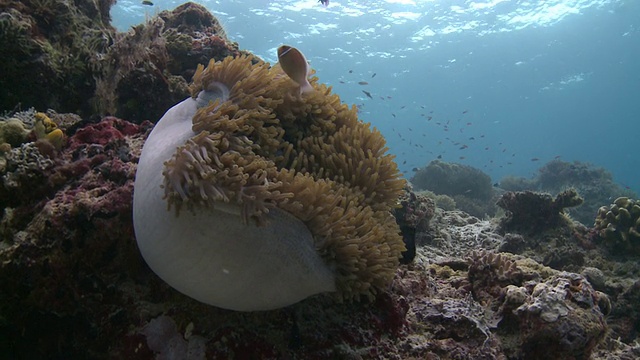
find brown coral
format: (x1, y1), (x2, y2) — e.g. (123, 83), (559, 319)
(593, 197), (640, 255)
(497, 189), (584, 234)
(162, 55), (406, 299)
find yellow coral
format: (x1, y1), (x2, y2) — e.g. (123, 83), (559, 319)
(34, 112), (64, 150)
(164, 55), (406, 299)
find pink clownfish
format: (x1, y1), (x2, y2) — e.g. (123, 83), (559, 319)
(277, 45), (314, 95)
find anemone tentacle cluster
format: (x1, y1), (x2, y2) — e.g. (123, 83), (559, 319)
(134, 54), (405, 310)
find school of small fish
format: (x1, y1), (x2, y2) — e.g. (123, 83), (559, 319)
(332, 66), (559, 175)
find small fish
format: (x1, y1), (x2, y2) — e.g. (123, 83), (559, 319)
(339, 80), (345, 84)
(466, 122), (472, 125)
(531, 158), (539, 161)
(412, 167), (419, 172)
(318, 0), (329, 6)
(391, 113), (396, 118)
(358, 81), (369, 85)
(141, 0), (153, 5)
(437, 155), (442, 159)
(459, 145), (468, 150)
(371, 73), (376, 78)
(349, 70), (353, 73)
(554, 155), (561, 159)
(402, 160), (407, 165)
(362, 90), (373, 99)
(462, 110), (468, 114)
(459, 156), (466, 160)
(278, 45), (314, 94)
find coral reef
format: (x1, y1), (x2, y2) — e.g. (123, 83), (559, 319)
(1, 1), (244, 122)
(93, 2), (247, 122)
(498, 160), (637, 225)
(593, 197), (640, 256)
(491, 190), (640, 348)
(410, 160), (496, 218)
(467, 251), (607, 359)
(0, 113), (630, 358)
(0, 116), (151, 358)
(0, 2), (638, 358)
(0, 0), (115, 115)
(497, 189), (583, 234)
(512, 272), (608, 359)
(417, 189), (457, 211)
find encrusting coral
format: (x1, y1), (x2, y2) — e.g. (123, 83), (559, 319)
(134, 54), (406, 311)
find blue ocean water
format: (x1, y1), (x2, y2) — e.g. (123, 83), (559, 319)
(112, 0), (640, 193)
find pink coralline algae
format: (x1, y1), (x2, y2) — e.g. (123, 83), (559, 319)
(68, 117), (145, 148)
(0, 116), (151, 357)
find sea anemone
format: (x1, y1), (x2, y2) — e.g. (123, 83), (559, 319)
(133, 55), (405, 311)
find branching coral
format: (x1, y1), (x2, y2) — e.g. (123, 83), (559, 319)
(134, 54), (406, 310)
